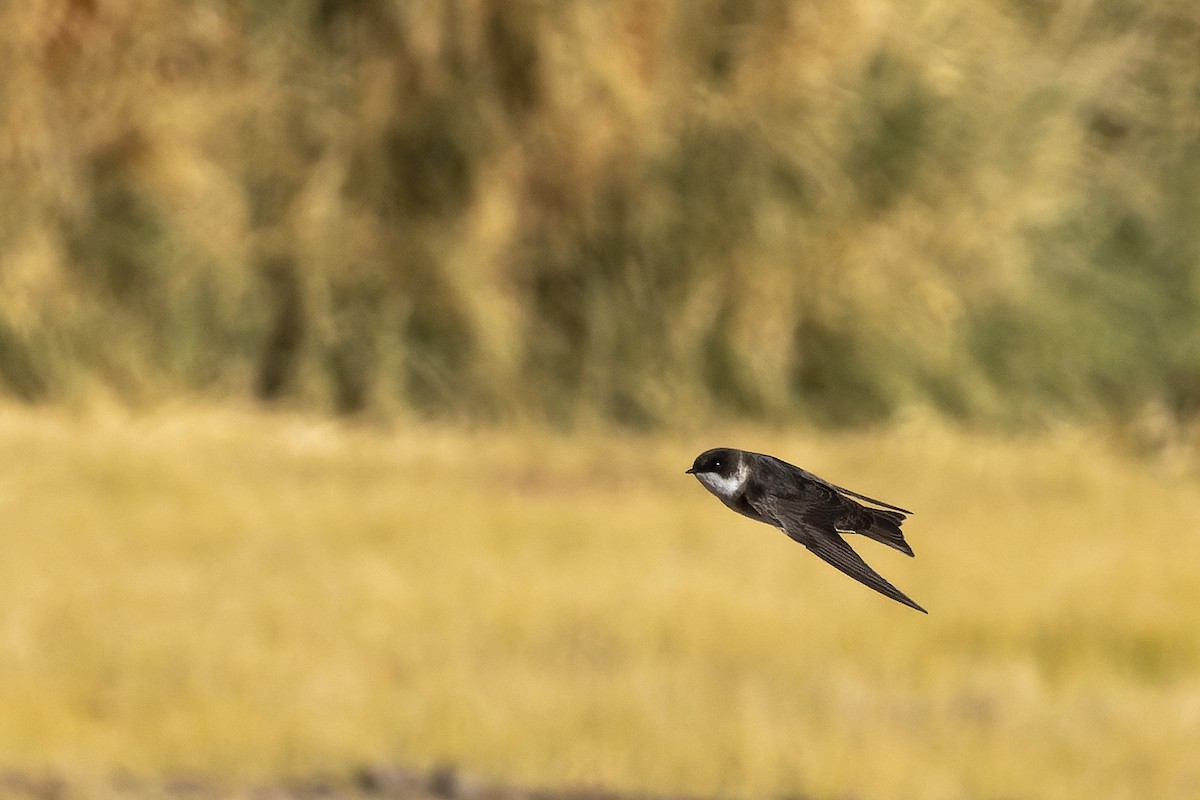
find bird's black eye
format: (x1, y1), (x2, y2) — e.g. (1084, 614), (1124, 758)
(712, 459), (723, 469)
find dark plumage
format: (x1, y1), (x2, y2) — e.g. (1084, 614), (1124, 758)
(687, 447), (926, 613)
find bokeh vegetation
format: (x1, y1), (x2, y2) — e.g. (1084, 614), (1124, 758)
(3, 0), (1199, 428)
(5, 4), (1200, 798)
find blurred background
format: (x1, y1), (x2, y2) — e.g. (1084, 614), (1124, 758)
(3, 0), (1199, 431)
(2, 1), (1200, 799)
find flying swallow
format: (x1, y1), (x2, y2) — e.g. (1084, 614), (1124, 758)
(687, 447), (926, 613)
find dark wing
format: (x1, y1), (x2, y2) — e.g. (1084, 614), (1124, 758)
(826, 482), (912, 515)
(761, 455), (915, 555)
(768, 456), (913, 515)
(792, 522), (926, 613)
(747, 478), (926, 613)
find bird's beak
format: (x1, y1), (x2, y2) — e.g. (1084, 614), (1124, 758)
(685, 468), (695, 474)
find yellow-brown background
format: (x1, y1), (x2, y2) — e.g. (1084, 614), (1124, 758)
(2, 2), (1199, 798)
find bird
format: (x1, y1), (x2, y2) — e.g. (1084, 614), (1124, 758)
(687, 447), (926, 613)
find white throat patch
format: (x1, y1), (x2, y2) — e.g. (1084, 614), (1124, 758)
(697, 461), (749, 498)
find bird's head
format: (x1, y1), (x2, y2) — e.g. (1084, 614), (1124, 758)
(686, 447), (749, 498)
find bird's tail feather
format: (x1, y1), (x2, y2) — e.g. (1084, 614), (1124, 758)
(856, 510), (915, 556)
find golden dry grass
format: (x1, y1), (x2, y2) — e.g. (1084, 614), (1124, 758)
(1, 406), (1198, 798)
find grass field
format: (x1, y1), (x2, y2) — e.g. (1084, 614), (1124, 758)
(1, 405), (1198, 799)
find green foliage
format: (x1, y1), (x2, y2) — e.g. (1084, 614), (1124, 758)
(1, 0), (1198, 427)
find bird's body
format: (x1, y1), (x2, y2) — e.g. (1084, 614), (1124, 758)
(687, 447), (926, 613)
